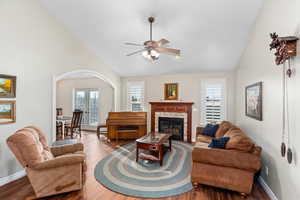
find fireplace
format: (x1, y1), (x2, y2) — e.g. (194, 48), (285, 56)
(150, 102), (194, 143)
(159, 117), (184, 141)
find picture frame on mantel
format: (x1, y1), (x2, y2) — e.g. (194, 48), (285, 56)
(0, 74), (16, 98)
(245, 82), (263, 121)
(164, 83), (178, 100)
(0, 100), (16, 124)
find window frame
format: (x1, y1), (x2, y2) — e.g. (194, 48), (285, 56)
(200, 79), (227, 125)
(126, 81), (145, 112)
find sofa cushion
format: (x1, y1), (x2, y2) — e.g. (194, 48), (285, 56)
(208, 137), (230, 149)
(197, 134), (213, 143)
(202, 124), (219, 137)
(192, 147), (261, 172)
(215, 121), (233, 138)
(194, 141), (210, 149)
(224, 128), (254, 152)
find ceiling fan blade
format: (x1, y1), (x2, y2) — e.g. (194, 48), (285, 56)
(125, 42), (144, 46)
(156, 47), (180, 55)
(157, 39), (170, 46)
(126, 49), (145, 56)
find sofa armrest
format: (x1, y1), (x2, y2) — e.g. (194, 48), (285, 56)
(192, 147), (261, 172)
(50, 143), (84, 157)
(32, 154), (85, 170)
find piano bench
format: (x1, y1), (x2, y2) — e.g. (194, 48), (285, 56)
(97, 124), (108, 139)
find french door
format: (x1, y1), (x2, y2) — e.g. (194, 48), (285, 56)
(74, 88), (99, 129)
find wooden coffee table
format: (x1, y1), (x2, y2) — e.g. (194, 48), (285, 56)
(136, 132), (172, 166)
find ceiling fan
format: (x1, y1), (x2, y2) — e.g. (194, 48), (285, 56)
(125, 17), (181, 61)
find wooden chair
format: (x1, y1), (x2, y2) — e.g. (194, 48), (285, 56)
(56, 108), (63, 139)
(56, 108), (63, 116)
(65, 111), (83, 138)
(56, 121), (63, 140)
(97, 123), (108, 142)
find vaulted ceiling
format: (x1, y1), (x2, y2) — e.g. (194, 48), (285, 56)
(40, 0), (262, 77)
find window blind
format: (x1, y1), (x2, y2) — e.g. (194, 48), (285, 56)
(127, 81), (145, 112)
(201, 80), (225, 124)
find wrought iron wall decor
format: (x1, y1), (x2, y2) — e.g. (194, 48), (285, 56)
(270, 33), (299, 164)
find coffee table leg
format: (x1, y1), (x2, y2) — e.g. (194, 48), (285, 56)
(159, 148), (163, 166)
(136, 146), (139, 163)
(96, 126), (100, 138)
(169, 138), (172, 151)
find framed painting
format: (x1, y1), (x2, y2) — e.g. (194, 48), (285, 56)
(0, 101), (16, 124)
(245, 82), (262, 121)
(164, 83), (178, 100)
(0, 74), (16, 98)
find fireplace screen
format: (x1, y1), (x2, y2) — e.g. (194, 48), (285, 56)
(158, 117), (184, 141)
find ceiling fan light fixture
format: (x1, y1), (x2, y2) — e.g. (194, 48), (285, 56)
(175, 55), (182, 60)
(142, 49), (159, 61)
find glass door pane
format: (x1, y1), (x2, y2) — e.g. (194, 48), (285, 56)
(88, 90), (99, 126)
(74, 90), (88, 125)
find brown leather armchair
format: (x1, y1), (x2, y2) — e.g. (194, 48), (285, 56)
(7, 126), (86, 198)
(192, 121), (262, 195)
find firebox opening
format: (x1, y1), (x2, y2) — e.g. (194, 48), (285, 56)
(158, 117), (184, 141)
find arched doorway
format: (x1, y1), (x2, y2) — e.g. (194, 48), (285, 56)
(52, 69), (117, 142)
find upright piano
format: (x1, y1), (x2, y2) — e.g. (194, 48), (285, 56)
(106, 112), (147, 140)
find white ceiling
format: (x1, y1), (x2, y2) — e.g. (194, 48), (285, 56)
(40, 0), (262, 77)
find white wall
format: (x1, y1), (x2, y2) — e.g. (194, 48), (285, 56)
(0, 0), (120, 178)
(121, 72), (236, 142)
(56, 78), (114, 125)
(235, 0), (300, 199)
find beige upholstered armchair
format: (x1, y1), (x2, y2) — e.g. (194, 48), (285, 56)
(7, 126), (86, 198)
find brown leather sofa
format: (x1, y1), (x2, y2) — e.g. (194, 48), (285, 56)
(7, 126), (86, 198)
(191, 121), (262, 195)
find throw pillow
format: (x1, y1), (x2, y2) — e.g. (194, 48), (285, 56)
(202, 124), (219, 137)
(208, 137), (230, 149)
(224, 128), (254, 152)
(215, 121), (232, 138)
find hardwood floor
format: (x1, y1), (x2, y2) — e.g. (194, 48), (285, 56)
(0, 132), (270, 200)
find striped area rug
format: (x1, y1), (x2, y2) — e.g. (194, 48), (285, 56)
(94, 141), (193, 198)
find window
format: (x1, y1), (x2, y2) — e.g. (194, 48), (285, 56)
(201, 80), (226, 124)
(127, 81), (145, 112)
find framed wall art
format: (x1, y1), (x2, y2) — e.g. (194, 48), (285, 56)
(164, 83), (178, 100)
(0, 74), (16, 98)
(245, 82), (262, 121)
(0, 101), (16, 124)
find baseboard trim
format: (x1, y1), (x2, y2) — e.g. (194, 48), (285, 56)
(0, 169), (26, 186)
(258, 176), (278, 200)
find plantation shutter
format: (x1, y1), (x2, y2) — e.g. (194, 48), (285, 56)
(201, 80), (226, 124)
(127, 81), (145, 112)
